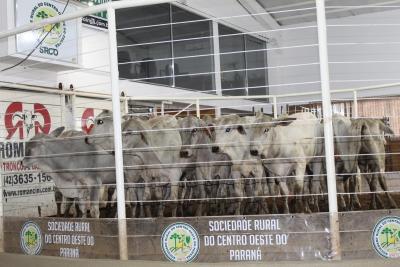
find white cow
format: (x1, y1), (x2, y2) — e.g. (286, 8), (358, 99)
(87, 111), (182, 217)
(250, 112), (324, 213)
(212, 114), (269, 215)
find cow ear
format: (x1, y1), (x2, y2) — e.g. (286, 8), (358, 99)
(207, 124), (215, 136)
(140, 132), (149, 144)
(274, 118), (296, 127)
(237, 125), (246, 135)
(201, 127), (212, 139)
(49, 127), (65, 137)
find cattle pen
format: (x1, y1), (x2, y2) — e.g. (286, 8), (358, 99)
(1, 0), (400, 266)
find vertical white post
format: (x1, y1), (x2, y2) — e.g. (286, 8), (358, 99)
(70, 94), (76, 129)
(122, 97), (129, 115)
(316, 0), (341, 260)
(353, 91), (358, 118)
(272, 96), (278, 119)
(60, 91), (65, 128)
(161, 102), (165, 116)
(196, 99), (200, 118)
(64, 88), (76, 130)
(215, 107), (222, 118)
(108, 7), (128, 261)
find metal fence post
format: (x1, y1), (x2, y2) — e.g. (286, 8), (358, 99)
(196, 99), (200, 118)
(353, 90), (358, 118)
(107, 6), (128, 260)
(161, 101), (165, 116)
(272, 96), (278, 119)
(316, 0), (341, 260)
(122, 97), (129, 115)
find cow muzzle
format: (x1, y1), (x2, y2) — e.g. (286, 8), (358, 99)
(212, 146), (219, 153)
(180, 150), (190, 158)
(250, 149), (259, 156)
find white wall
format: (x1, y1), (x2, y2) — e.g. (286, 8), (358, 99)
(268, 8), (400, 109)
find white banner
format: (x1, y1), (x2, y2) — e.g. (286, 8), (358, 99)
(15, 0), (79, 64)
(0, 90), (62, 217)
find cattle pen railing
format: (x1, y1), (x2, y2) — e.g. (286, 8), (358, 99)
(1, 79), (399, 117)
(1, 0), (400, 264)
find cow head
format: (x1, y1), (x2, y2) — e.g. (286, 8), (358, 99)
(84, 110), (115, 151)
(211, 115), (249, 161)
(81, 108), (95, 134)
(178, 116), (212, 158)
(5, 102), (51, 140)
(250, 117), (296, 159)
(121, 117), (152, 149)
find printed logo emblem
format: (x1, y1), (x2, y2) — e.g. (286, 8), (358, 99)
(372, 216), (400, 258)
(20, 221), (43, 255)
(5, 102), (51, 140)
(161, 222), (200, 262)
(30, 1), (67, 56)
(81, 108), (95, 134)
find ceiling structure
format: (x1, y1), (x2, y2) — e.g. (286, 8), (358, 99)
(254, 0), (400, 26)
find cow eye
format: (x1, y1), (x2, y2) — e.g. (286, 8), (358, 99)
(225, 128), (231, 133)
(97, 119), (104, 125)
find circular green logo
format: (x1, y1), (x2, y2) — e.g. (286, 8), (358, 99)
(372, 216), (400, 258)
(161, 222), (200, 262)
(30, 2), (66, 48)
(20, 221), (43, 255)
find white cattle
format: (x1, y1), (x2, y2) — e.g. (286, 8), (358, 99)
(211, 114), (269, 215)
(87, 111), (182, 217)
(23, 128), (115, 218)
(178, 116), (232, 216)
(250, 112), (324, 213)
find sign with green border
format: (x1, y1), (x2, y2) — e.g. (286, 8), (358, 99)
(80, 0), (109, 30)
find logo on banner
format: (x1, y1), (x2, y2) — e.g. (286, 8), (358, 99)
(372, 216), (400, 258)
(30, 1), (67, 56)
(5, 102), (51, 140)
(20, 221), (43, 255)
(81, 108), (95, 134)
(161, 222), (200, 262)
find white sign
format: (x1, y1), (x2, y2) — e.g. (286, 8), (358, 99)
(15, 0), (78, 64)
(0, 90), (62, 217)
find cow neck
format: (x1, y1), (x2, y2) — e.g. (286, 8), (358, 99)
(38, 137), (71, 172)
(264, 128), (279, 159)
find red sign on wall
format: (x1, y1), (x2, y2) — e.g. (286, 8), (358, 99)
(5, 102), (51, 140)
(81, 108), (95, 134)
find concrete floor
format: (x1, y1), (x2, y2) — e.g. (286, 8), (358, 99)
(0, 253), (399, 267)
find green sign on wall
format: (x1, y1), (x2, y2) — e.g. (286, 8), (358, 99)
(80, 0), (110, 29)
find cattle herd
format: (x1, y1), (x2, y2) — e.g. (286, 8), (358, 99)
(22, 110), (398, 218)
